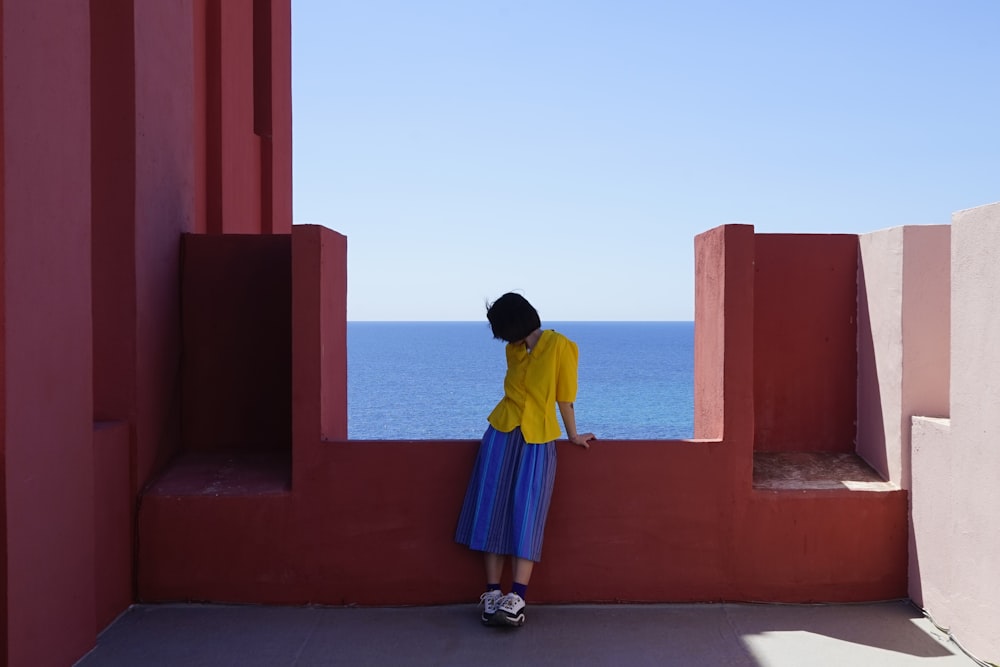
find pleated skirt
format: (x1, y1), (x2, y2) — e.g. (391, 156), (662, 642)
(454, 425), (558, 562)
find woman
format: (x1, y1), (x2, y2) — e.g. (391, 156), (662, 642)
(455, 292), (596, 627)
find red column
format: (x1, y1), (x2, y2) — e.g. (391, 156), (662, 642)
(2, 1), (96, 665)
(292, 225), (348, 490)
(693, 224), (755, 445)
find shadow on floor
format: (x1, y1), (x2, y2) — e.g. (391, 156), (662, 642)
(75, 600), (978, 667)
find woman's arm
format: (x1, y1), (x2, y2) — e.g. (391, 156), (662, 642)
(557, 401), (596, 449)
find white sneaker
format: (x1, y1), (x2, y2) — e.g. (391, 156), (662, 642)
(496, 592), (526, 627)
(479, 590), (503, 625)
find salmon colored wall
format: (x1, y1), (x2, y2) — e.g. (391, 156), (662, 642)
(2, 3), (96, 666)
(753, 234), (858, 452)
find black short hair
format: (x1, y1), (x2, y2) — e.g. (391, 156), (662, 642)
(487, 293), (541, 343)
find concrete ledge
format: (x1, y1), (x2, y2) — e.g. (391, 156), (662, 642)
(753, 452), (898, 491)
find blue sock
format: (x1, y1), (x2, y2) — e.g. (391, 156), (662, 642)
(487, 583), (501, 592)
(512, 582), (528, 600)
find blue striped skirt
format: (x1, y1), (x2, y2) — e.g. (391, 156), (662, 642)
(454, 425), (557, 562)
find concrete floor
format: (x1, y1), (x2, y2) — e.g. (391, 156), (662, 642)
(75, 600), (983, 667)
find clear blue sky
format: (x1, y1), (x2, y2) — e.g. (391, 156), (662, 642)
(291, 0), (999, 321)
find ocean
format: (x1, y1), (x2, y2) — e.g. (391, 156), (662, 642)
(348, 321), (694, 440)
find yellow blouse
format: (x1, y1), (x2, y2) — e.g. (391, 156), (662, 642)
(487, 329), (579, 444)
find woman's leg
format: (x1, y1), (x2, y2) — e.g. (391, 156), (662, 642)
(484, 552), (505, 584)
(512, 558), (534, 587)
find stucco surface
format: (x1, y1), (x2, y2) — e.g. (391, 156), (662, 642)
(909, 203), (1000, 662)
(857, 224), (949, 489)
(857, 227), (905, 483)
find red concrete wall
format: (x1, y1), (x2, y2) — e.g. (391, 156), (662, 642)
(3, 1), (293, 664)
(181, 235), (292, 452)
(93, 422), (132, 631)
(267, 0), (293, 234)
(139, 442), (907, 605)
(133, 0), (198, 486)
(733, 490), (907, 600)
(753, 234), (859, 452)
(0, 1), (7, 657)
(90, 6), (141, 641)
(90, 3), (198, 645)
(1, 0), (901, 659)
(138, 225), (907, 607)
(1, 3), (97, 666)
(694, 225), (755, 444)
(291, 225), (348, 488)
(203, 0), (289, 234)
(91, 0), (138, 425)
(693, 228), (729, 440)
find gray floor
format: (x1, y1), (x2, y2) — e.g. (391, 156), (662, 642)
(75, 600), (983, 667)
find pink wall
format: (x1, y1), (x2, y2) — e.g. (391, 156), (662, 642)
(857, 227), (905, 483)
(909, 203), (1000, 661)
(858, 212), (997, 661)
(857, 225), (950, 487)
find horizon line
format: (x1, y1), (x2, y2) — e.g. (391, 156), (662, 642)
(346, 319), (696, 323)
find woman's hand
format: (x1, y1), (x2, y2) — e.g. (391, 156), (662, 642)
(558, 401), (594, 449)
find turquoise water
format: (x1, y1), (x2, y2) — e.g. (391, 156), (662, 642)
(348, 321), (694, 440)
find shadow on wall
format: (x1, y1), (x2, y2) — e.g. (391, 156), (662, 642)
(856, 255), (888, 478)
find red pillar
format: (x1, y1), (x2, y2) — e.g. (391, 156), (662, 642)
(292, 225), (348, 491)
(693, 224), (755, 445)
(1, 1), (96, 665)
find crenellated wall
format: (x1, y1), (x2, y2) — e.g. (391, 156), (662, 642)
(137, 224), (907, 609)
(2, 1), (997, 665)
